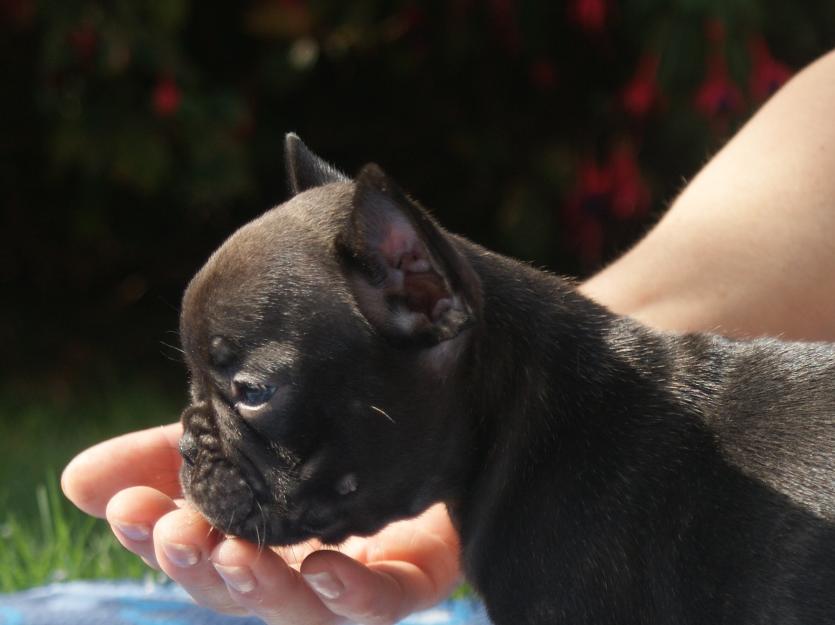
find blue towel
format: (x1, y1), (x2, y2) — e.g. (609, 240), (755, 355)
(0, 580), (491, 625)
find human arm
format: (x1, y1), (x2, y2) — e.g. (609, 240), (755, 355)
(581, 49), (835, 341)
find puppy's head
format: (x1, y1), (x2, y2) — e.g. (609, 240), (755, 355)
(178, 135), (482, 545)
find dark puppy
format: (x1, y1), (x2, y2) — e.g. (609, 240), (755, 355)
(179, 135), (834, 624)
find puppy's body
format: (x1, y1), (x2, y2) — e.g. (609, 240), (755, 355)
(179, 136), (834, 624)
(452, 248), (834, 624)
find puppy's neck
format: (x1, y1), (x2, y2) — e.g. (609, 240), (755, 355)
(467, 241), (622, 425)
(446, 241), (656, 534)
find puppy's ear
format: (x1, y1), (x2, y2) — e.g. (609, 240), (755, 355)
(285, 133), (348, 195)
(338, 163), (482, 347)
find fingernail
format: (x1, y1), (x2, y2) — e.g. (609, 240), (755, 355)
(162, 542), (200, 568)
(141, 555), (160, 570)
(303, 571), (344, 600)
(114, 523), (150, 542)
(214, 564), (257, 593)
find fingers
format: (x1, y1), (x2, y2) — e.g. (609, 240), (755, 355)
(360, 503), (461, 581)
(297, 505), (462, 625)
(67, 423), (462, 625)
(210, 539), (344, 625)
(149, 504), (254, 616)
(106, 487), (251, 616)
(106, 486), (181, 569)
(298, 550), (413, 625)
(62, 423), (183, 518)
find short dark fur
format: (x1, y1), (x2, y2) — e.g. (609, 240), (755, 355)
(179, 135), (834, 624)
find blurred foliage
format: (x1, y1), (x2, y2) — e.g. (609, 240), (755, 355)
(2, 0), (834, 384)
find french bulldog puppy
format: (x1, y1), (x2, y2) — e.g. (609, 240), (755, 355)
(178, 134), (834, 624)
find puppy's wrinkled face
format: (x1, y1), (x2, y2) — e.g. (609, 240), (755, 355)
(178, 144), (481, 546)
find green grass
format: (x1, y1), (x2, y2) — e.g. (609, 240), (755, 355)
(0, 382), (180, 592)
(0, 473), (167, 592)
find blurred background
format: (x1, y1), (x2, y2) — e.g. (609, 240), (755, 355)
(1, 0), (834, 589)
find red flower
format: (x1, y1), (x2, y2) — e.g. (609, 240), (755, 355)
(694, 20), (743, 119)
(694, 53), (743, 118)
(563, 144), (652, 266)
(621, 53), (660, 118)
(705, 18), (725, 44)
(1, 0), (34, 27)
(489, 0), (520, 54)
(529, 58), (557, 90)
(609, 143), (650, 220)
(400, 4), (426, 31)
(578, 160), (612, 204)
(152, 77), (182, 117)
(569, 0), (607, 34)
(748, 37), (792, 101)
(68, 23), (97, 61)
(562, 158), (610, 266)
(575, 217), (604, 266)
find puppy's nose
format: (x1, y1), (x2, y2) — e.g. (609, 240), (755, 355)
(179, 431), (198, 466)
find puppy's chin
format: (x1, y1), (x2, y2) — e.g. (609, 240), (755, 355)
(178, 396), (443, 547)
(181, 459), (408, 547)
(179, 460), (261, 536)
(244, 515), (383, 548)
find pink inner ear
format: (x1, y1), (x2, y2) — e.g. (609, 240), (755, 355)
(374, 215), (453, 322)
(379, 222), (416, 266)
(402, 267), (450, 320)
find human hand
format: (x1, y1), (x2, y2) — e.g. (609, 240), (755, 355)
(61, 423), (462, 624)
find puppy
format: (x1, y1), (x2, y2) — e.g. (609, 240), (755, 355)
(178, 134), (834, 624)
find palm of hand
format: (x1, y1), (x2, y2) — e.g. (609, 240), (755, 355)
(62, 423), (461, 625)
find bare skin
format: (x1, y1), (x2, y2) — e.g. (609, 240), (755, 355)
(63, 49), (835, 625)
(582, 49), (835, 341)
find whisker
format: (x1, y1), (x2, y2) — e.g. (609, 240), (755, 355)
(254, 521), (262, 552)
(159, 341), (186, 364)
(369, 404), (396, 424)
(157, 296), (181, 314)
(255, 499), (267, 553)
(159, 340), (185, 355)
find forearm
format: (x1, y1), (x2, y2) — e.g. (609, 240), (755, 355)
(581, 49), (835, 342)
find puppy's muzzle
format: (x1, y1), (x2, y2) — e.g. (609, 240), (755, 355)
(179, 429), (198, 466)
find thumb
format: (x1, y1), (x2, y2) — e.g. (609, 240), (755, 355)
(301, 550), (441, 625)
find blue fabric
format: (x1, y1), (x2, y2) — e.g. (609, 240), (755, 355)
(0, 581), (491, 625)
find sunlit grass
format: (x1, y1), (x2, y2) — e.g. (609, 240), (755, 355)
(0, 473), (165, 592)
(0, 383), (179, 592)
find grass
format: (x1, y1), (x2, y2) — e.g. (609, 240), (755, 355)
(0, 381), (180, 592)
(0, 473), (166, 592)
